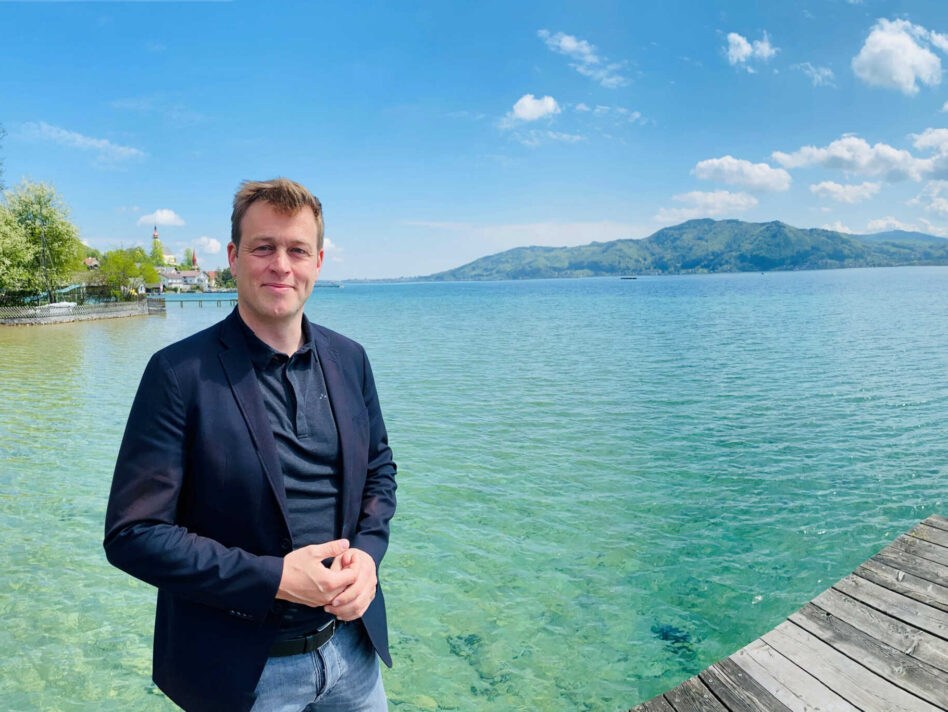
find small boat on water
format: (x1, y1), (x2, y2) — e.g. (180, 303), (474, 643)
(620, 276), (637, 280)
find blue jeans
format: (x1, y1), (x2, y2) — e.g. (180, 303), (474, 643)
(251, 621), (387, 712)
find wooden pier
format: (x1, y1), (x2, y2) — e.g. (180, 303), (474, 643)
(633, 514), (948, 712)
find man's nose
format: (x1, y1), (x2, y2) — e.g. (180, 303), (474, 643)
(269, 248), (291, 272)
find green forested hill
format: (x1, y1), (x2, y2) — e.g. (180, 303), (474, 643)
(422, 219), (948, 281)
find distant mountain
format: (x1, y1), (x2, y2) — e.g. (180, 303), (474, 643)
(850, 229), (948, 244)
(421, 219), (948, 281)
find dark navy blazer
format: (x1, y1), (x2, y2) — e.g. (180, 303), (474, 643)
(104, 309), (397, 712)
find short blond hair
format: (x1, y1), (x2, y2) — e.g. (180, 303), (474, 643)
(231, 177), (324, 251)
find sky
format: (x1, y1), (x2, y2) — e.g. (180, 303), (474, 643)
(4, 1), (948, 279)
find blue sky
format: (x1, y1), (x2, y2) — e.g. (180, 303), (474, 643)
(4, 0), (948, 278)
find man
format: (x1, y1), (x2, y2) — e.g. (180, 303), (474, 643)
(104, 178), (397, 712)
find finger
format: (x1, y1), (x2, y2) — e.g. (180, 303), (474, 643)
(328, 587), (375, 620)
(308, 538), (349, 560)
(321, 567), (359, 592)
(329, 580), (365, 608)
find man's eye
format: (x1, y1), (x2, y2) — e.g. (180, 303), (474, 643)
(291, 248), (308, 256)
(252, 245), (273, 254)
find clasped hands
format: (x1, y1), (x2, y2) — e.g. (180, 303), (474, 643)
(275, 539), (376, 621)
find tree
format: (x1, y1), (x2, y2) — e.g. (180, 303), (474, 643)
(217, 267), (236, 288)
(4, 179), (83, 302)
(96, 247), (158, 298)
(0, 204), (35, 292)
(182, 247), (194, 268)
(150, 237), (166, 266)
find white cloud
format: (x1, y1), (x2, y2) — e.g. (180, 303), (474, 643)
(907, 179), (948, 214)
(851, 19), (945, 95)
(323, 236), (342, 252)
(18, 121), (145, 164)
(866, 216), (918, 232)
(586, 105), (645, 124)
(726, 31), (778, 71)
(405, 219), (646, 249)
(537, 29), (627, 88)
(772, 135), (932, 181)
(655, 190), (758, 223)
(110, 94), (205, 127)
(809, 181), (881, 203)
(195, 236), (221, 255)
(575, 103), (591, 112)
(911, 127), (948, 155)
(942, 101), (948, 112)
(918, 217), (948, 236)
(793, 62), (836, 87)
(517, 130), (585, 147)
(137, 209), (185, 227)
(693, 155), (791, 192)
(727, 33), (753, 64)
(821, 221), (853, 233)
(545, 131), (585, 143)
(863, 216), (948, 236)
(502, 94), (561, 126)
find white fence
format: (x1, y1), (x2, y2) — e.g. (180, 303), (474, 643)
(0, 299), (160, 325)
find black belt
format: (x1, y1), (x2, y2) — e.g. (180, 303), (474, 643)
(269, 620), (337, 657)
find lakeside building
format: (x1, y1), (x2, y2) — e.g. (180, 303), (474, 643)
(158, 269), (209, 291)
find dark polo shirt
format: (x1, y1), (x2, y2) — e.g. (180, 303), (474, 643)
(237, 313), (341, 639)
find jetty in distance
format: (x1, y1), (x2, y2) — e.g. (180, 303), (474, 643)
(633, 514), (948, 712)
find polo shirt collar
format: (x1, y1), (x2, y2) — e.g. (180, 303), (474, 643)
(235, 310), (317, 369)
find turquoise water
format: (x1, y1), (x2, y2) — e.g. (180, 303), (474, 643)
(1, 268), (946, 710)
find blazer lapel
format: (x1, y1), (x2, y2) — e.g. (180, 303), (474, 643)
(218, 313), (290, 527)
(313, 326), (357, 535)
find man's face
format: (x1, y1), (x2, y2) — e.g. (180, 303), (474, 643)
(228, 200), (323, 330)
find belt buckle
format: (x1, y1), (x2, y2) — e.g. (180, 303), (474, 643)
(303, 619), (335, 654)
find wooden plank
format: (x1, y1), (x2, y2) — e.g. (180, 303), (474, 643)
(730, 639), (859, 712)
(763, 621), (942, 712)
(871, 549), (948, 593)
(632, 694), (676, 712)
(663, 675), (729, 712)
(924, 514), (948, 533)
(857, 557), (948, 614)
(834, 574), (948, 639)
(890, 534), (948, 568)
(812, 587), (948, 674)
(700, 657), (792, 712)
(790, 603), (948, 708)
(910, 522), (948, 549)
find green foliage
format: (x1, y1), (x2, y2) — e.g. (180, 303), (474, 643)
(2, 179), (83, 298)
(82, 244), (102, 260)
(96, 247), (158, 297)
(150, 238), (166, 266)
(0, 204), (35, 290)
(217, 266), (236, 288)
(425, 219), (948, 281)
(182, 247), (194, 267)
(140, 261), (159, 284)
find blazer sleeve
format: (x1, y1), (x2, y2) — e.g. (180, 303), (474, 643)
(350, 347), (397, 571)
(103, 351), (283, 624)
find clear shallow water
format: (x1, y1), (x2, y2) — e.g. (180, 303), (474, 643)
(0, 268), (946, 711)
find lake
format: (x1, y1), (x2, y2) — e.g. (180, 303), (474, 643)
(1, 268), (946, 710)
